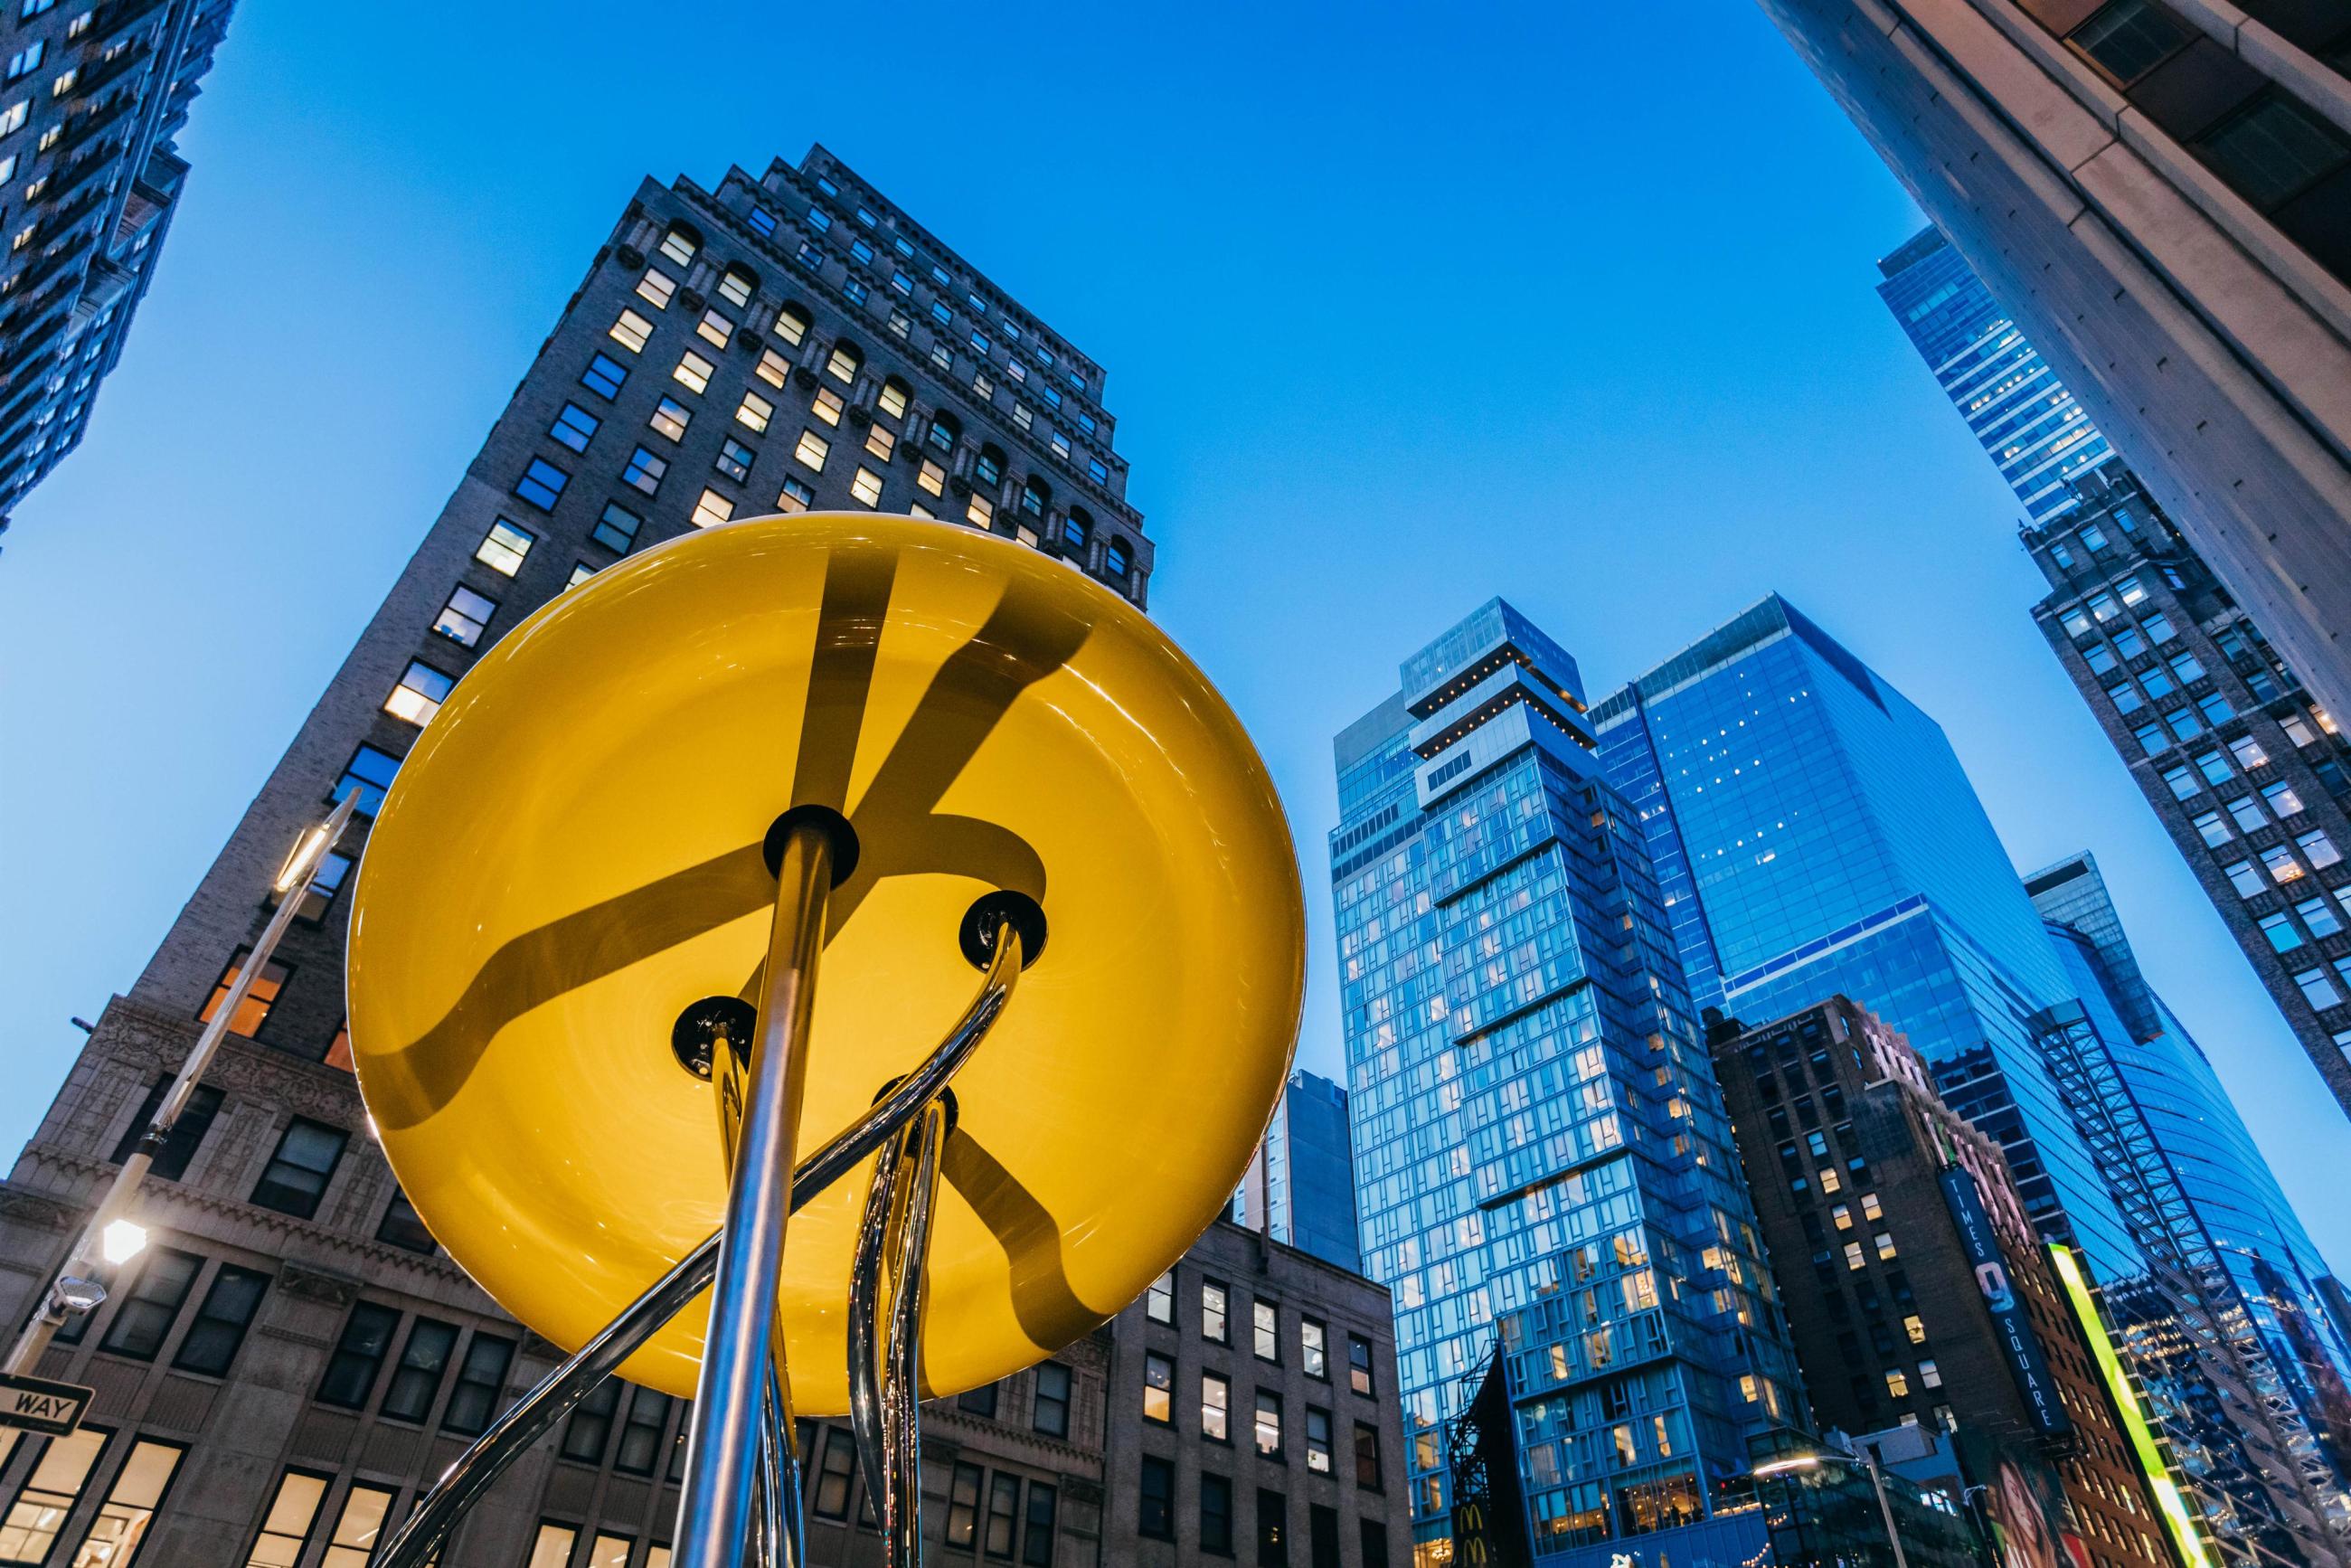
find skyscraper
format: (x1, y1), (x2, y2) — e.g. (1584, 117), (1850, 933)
(1234, 1070), (1366, 1275)
(0, 0), (234, 536)
(1329, 600), (1803, 1567)
(0, 145), (1169, 1563)
(1874, 226), (2119, 524)
(1873, 224), (2351, 1118)
(1591, 598), (2349, 1564)
(1756, 0), (2351, 733)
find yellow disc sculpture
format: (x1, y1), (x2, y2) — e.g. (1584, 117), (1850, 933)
(345, 514), (1305, 1416)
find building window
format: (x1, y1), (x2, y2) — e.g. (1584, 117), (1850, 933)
(2261, 912), (2305, 952)
(879, 378), (911, 420)
(1147, 1270), (1175, 1324)
(380, 1318), (459, 1423)
(850, 467), (884, 507)
(2264, 780), (2308, 818)
(2066, 0), (2190, 86)
(2192, 810), (2232, 847)
(200, 949), (287, 1038)
(1298, 1318), (1327, 1380)
(691, 488), (735, 529)
(811, 386), (845, 428)
(1203, 1280), (1229, 1342)
(774, 304), (810, 347)
(526, 1523), (578, 1568)
(2299, 896), (2344, 940)
(697, 309), (733, 350)
(658, 223), (698, 267)
(959, 1382), (999, 1419)
(1354, 1422), (1383, 1489)
(756, 347), (791, 390)
(794, 430), (830, 472)
(2195, 90), (2351, 211)
(514, 458), (569, 511)
(441, 1332), (515, 1436)
(1199, 1472), (1234, 1557)
(581, 352), (629, 401)
(1305, 1407), (1332, 1473)
(172, 1263), (269, 1376)
(1139, 1457), (1175, 1540)
(1203, 1370), (1231, 1441)
(244, 1469), (329, 1567)
(99, 1248), (201, 1359)
(919, 459), (947, 497)
(716, 438), (755, 484)
(1257, 1488), (1287, 1566)
(252, 1118), (348, 1218)
(927, 411), (960, 456)
(550, 401), (600, 453)
(1348, 1335), (1375, 1396)
(619, 445), (668, 496)
(1106, 537), (1132, 580)
(1034, 1361), (1071, 1438)
(476, 517), (535, 576)
(864, 423), (895, 462)
(333, 744), (402, 817)
(433, 583), (498, 647)
(110, 1077), (222, 1181)
(673, 351), (714, 395)
(2295, 968), (2344, 1009)
(736, 390), (774, 433)
(946, 1463), (983, 1548)
(593, 502), (642, 554)
(1025, 477), (1053, 520)
(0, 1427), (109, 1561)
(567, 562), (598, 590)
(562, 1380), (620, 1463)
(74, 1439), (183, 1566)
(778, 477), (815, 513)
(2299, 829), (2342, 868)
(1252, 1300), (1279, 1362)
(317, 1301), (401, 1409)
(1255, 1390), (1283, 1458)
(649, 395), (692, 441)
(718, 266), (757, 308)
(812, 1429), (857, 1519)
(377, 1186), (435, 1253)
(615, 1387), (671, 1475)
(1144, 1351), (1174, 1423)
(826, 342), (861, 383)
(1020, 1481), (1056, 1566)
(384, 660), (455, 727)
(2226, 860), (2266, 897)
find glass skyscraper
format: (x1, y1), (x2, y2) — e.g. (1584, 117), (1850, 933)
(1874, 226), (2117, 524)
(1234, 1069), (1367, 1274)
(1330, 601), (1801, 1568)
(1591, 598), (2348, 1565)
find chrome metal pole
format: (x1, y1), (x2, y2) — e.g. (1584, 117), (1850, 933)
(674, 820), (833, 1568)
(378, 905), (1024, 1568)
(882, 1101), (946, 1567)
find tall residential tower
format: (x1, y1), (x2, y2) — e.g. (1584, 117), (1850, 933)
(1329, 601), (1803, 1568)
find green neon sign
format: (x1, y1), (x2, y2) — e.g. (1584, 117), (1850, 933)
(2046, 1243), (2211, 1568)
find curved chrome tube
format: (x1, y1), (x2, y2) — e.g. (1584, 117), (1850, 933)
(883, 1103), (945, 1565)
(376, 919), (1023, 1568)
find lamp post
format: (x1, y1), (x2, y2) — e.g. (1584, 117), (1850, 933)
(2, 792), (359, 1377)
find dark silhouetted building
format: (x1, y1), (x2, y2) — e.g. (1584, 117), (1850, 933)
(1234, 1069), (1364, 1275)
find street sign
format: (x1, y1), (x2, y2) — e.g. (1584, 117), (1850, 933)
(0, 1372), (93, 1436)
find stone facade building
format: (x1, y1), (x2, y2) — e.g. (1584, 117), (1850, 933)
(0, 143), (1182, 1565)
(1102, 1220), (1411, 1567)
(1709, 997), (2174, 1568)
(0, 0), (233, 536)
(1758, 0), (2351, 732)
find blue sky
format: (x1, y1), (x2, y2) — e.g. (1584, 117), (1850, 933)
(4, 1), (2346, 1265)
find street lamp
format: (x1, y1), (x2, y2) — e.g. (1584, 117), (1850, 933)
(2, 793), (359, 1375)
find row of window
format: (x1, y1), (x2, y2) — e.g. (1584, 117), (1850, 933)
(1140, 1355), (1384, 1488)
(316, 1298), (516, 1434)
(0, 1426), (184, 1568)
(1140, 1270), (1379, 1395)
(1137, 1459), (1390, 1565)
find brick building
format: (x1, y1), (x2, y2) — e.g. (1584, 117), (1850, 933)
(0, 143), (1186, 1565)
(1709, 997), (2175, 1568)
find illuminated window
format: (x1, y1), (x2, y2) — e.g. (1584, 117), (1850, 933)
(1202, 1280), (1228, 1342)
(201, 949), (287, 1037)
(1202, 1371), (1230, 1440)
(657, 224), (698, 268)
(878, 377), (911, 420)
(1348, 1336), (1375, 1396)
(1874, 1232), (1897, 1261)
(1884, 1368), (1910, 1398)
(812, 387), (844, 427)
(1860, 1193), (1883, 1222)
(1903, 1315), (1926, 1345)
(673, 351), (714, 395)
(609, 309), (653, 354)
(715, 438), (754, 484)
(565, 562), (595, 590)
(850, 467), (883, 507)
(75, 1440), (184, 1566)
(433, 584), (497, 647)
(826, 341), (861, 384)
(794, 430), (830, 472)
(243, 1470), (328, 1567)
(778, 477), (815, 513)
(736, 390), (773, 433)
(918, 459), (946, 497)
(526, 1523), (579, 1568)
(1305, 1407), (1332, 1473)
(636, 269), (677, 310)
(1254, 1391), (1282, 1457)
(756, 348), (790, 390)
(1844, 1242), (1865, 1270)
(967, 493), (994, 528)
(774, 304), (810, 347)
(1253, 1300), (1279, 1362)
(1143, 1353), (1173, 1422)
(649, 396), (691, 441)
(696, 309), (732, 349)
(1301, 1319), (1327, 1380)
(864, 424), (894, 462)
(718, 266), (757, 307)
(384, 661), (454, 726)
(475, 517), (534, 576)
(691, 488), (735, 529)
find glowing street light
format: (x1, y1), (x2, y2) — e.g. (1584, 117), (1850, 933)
(99, 1220), (147, 1265)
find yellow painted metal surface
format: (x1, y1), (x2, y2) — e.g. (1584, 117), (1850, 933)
(346, 514), (1305, 1413)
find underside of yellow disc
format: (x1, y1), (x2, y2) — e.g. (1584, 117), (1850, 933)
(345, 514), (1304, 1414)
